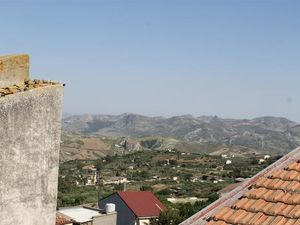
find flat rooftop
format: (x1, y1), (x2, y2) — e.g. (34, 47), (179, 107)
(58, 207), (101, 223)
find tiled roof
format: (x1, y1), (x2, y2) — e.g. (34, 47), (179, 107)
(56, 212), (72, 225)
(118, 191), (166, 217)
(181, 147), (300, 225)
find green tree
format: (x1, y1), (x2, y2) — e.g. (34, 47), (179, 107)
(169, 159), (177, 166)
(58, 175), (76, 193)
(140, 185), (153, 192)
(95, 159), (103, 171)
(150, 210), (182, 225)
(183, 173), (193, 181)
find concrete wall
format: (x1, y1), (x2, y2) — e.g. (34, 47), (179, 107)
(0, 55), (64, 225)
(0, 54), (29, 88)
(93, 213), (117, 225)
(138, 219), (150, 225)
(99, 194), (137, 225)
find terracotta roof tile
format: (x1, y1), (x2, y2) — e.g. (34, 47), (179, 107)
(294, 219), (300, 225)
(213, 207), (235, 221)
(271, 189), (286, 201)
(245, 198), (258, 210)
(226, 209), (246, 224)
(262, 215), (276, 225)
(272, 179), (285, 189)
(270, 169), (300, 181)
(269, 216), (288, 225)
(287, 193), (300, 205)
(212, 207), (231, 219)
(271, 170), (285, 178)
(206, 221), (230, 225)
(288, 181), (300, 192)
(248, 212), (267, 224)
(255, 177), (267, 187)
(239, 211), (255, 224)
(266, 178), (280, 189)
(286, 219), (298, 225)
(289, 205), (300, 218)
(56, 212), (72, 225)
(281, 204), (294, 217)
(181, 148), (300, 225)
(269, 202), (286, 215)
(233, 197), (248, 209)
(255, 187), (269, 198)
(245, 199), (263, 212)
(280, 192), (293, 203)
(286, 170), (299, 180)
(288, 162), (300, 172)
(278, 180), (292, 190)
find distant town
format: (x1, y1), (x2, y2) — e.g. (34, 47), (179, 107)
(57, 136), (279, 224)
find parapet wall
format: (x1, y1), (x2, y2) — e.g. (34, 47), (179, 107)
(0, 55), (64, 225)
(0, 54), (29, 88)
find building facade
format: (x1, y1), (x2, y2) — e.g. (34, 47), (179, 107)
(58, 206), (117, 225)
(99, 191), (165, 225)
(0, 54), (64, 225)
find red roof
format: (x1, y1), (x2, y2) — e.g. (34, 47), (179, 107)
(118, 191), (166, 217)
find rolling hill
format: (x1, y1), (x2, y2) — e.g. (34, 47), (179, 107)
(62, 114), (300, 157)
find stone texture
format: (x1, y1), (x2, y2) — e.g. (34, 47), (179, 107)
(0, 54), (29, 88)
(0, 54), (64, 225)
(0, 79), (61, 96)
(0, 86), (64, 225)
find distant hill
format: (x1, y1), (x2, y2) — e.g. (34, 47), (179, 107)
(62, 114), (300, 155)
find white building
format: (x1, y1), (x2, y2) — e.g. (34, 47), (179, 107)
(226, 160), (232, 165)
(102, 177), (128, 185)
(58, 206), (117, 225)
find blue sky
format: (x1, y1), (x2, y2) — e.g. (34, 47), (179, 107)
(1, 0), (299, 121)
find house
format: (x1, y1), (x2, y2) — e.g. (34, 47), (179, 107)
(181, 146), (300, 225)
(58, 206), (117, 225)
(82, 165), (97, 172)
(99, 191), (166, 225)
(225, 160), (232, 165)
(85, 173), (98, 186)
(102, 176), (128, 185)
(221, 154), (228, 159)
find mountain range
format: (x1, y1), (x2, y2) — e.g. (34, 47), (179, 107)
(63, 113), (300, 154)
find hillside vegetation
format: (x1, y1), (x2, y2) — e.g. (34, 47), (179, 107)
(61, 114), (300, 161)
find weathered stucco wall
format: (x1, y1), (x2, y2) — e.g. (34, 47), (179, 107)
(0, 55), (29, 88)
(93, 213), (117, 225)
(0, 85), (64, 225)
